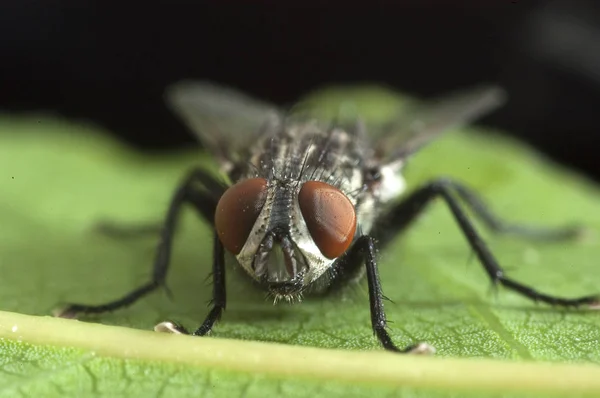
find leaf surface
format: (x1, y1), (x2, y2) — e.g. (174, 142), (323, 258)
(0, 86), (599, 397)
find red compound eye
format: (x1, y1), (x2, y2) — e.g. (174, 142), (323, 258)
(215, 178), (268, 254)
(298, 181), (357, 259)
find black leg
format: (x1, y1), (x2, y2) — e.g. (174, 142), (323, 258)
(375, 178), (582, 248)
(55, 168), (225, 318)
(155, 231), (227, 336)
(346, 236), (434, 354)
(448, 179), (582, 241)
(194, 230), (227, 335)
(375, 178), (599, 308)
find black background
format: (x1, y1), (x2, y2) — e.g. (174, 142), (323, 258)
(2, 1), (600, 181)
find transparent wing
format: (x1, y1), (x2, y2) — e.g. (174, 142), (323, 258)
(373, 85), (507, 164)
(165, 80), (283, 167)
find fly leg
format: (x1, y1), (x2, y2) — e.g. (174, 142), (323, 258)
(154, 231), (226, 336)
(447, 179), (583, 241)
(340, 236), (435, 354)
(55, 168), (225, 318)
(375, 177), (599, 307)
(376, 178), (583, 249)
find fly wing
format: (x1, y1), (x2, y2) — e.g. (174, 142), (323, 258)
(165, 80), (284, 170)
(372, 85), (507, 164)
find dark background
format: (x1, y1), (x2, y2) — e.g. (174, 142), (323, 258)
(2, 1), (600, 181)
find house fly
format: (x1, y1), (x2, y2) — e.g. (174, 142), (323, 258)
(56, 81), (599, 353)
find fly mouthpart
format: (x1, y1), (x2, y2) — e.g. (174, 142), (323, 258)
(253, 232), (308, 284)
(268, 282), (304, 299)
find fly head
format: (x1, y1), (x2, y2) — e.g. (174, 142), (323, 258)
(215, 175), (358, 301)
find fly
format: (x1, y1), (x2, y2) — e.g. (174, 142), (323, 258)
(56, 81), (600, 354)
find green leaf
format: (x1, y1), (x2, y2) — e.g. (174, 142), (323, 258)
(1, 85), (600, 397)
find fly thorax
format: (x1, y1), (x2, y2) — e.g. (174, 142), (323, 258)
(374, 160), (407, 204)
